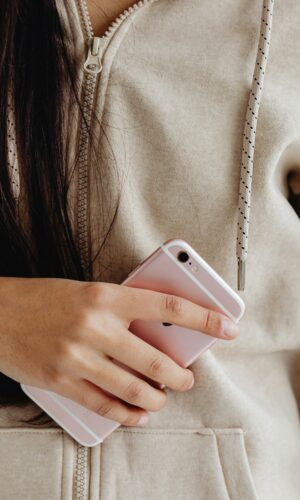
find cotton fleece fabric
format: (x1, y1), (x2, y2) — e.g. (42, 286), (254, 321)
(1, 1), (300, 499)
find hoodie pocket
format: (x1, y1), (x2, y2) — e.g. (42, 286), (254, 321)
(0, 427), (74, 500)
(99, 427), (258, 500)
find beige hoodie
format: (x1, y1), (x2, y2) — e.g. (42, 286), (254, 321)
(1, 0), (300, 499)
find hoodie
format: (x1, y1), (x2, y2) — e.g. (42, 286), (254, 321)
(1, 1), (300, 499)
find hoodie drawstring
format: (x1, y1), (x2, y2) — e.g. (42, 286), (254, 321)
(236, 0), (275, 291)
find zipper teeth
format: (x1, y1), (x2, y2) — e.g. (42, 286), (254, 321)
(76, 0), (152, 280)
(77, 0), (94, 38)
(74, 444), (88, 500)
(102, 0), (151, 39)
(79, 0), (151, 41)
(75, 2), (153, 492)
(77, 70), (97, 279)
(76, 0), (95, 281)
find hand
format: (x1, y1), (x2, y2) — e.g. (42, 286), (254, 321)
(0, 278), (239, 426)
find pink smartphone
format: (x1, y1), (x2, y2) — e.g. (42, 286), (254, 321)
(21, 239), (245, 447)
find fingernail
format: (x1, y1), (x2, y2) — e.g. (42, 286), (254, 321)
(137, 414), (149, 426)
(186, 375), (195, 390)
(222, 319), (239, 339)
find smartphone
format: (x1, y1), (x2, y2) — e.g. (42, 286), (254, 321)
(21, 239), (245, 447)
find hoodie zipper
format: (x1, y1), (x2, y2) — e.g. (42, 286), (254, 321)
(74, 444), (89, 500)
(75, 3), (152, 497)
(76, 0), (151, 280)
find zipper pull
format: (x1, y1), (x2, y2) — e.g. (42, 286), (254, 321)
(84, 37), (105, 75)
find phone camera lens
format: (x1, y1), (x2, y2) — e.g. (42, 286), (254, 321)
(177, 251), (189, 263)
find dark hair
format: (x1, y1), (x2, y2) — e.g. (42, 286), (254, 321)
(0, 1), (118, 423)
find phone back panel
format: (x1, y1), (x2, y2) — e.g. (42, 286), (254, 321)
(21, 239), (245, 447)
(123, 240), (244, 367)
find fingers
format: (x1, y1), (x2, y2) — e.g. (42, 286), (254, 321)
(121, 286), (239, 340)
(78, 350), (168, 412)
(91, 327), (195, 393)
(57, 377), (150, 427)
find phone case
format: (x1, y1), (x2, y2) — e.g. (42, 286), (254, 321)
(21, 239), (245, 447)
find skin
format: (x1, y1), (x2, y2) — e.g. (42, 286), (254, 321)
(86, 0), (139, 36)
(0, 277), (239, 426)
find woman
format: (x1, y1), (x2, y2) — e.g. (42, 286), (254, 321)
(0, 0), (299, 498)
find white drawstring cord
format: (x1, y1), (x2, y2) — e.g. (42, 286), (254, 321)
(236, 0), (275, 291)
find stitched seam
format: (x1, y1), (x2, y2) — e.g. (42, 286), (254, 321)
(0, 429), (63, 435)
(213, 430), (231, 500)
(114, 427), (244, 436)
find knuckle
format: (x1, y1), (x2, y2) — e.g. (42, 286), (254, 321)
(214, 316), (225, 337)
(122, 413), (143, 427)
(83, 282), (106, 308)
(123, 380), (144, 403)
(203, 309), (215, 332)
(58, 341), (78, 363)
(65, 343), (86, 368)
(43, 366), (61, 388)
(93, 400), (115, 419)
(147, 355), (165, 379)
(203, 309), (224, 337)
(210, 313), (224, 337)
(162, 294), (183, 317)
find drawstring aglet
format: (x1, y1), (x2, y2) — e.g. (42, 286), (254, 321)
(238, 259), (246, 291)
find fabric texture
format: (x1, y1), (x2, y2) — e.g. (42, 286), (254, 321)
(1, 0), (300, 499)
